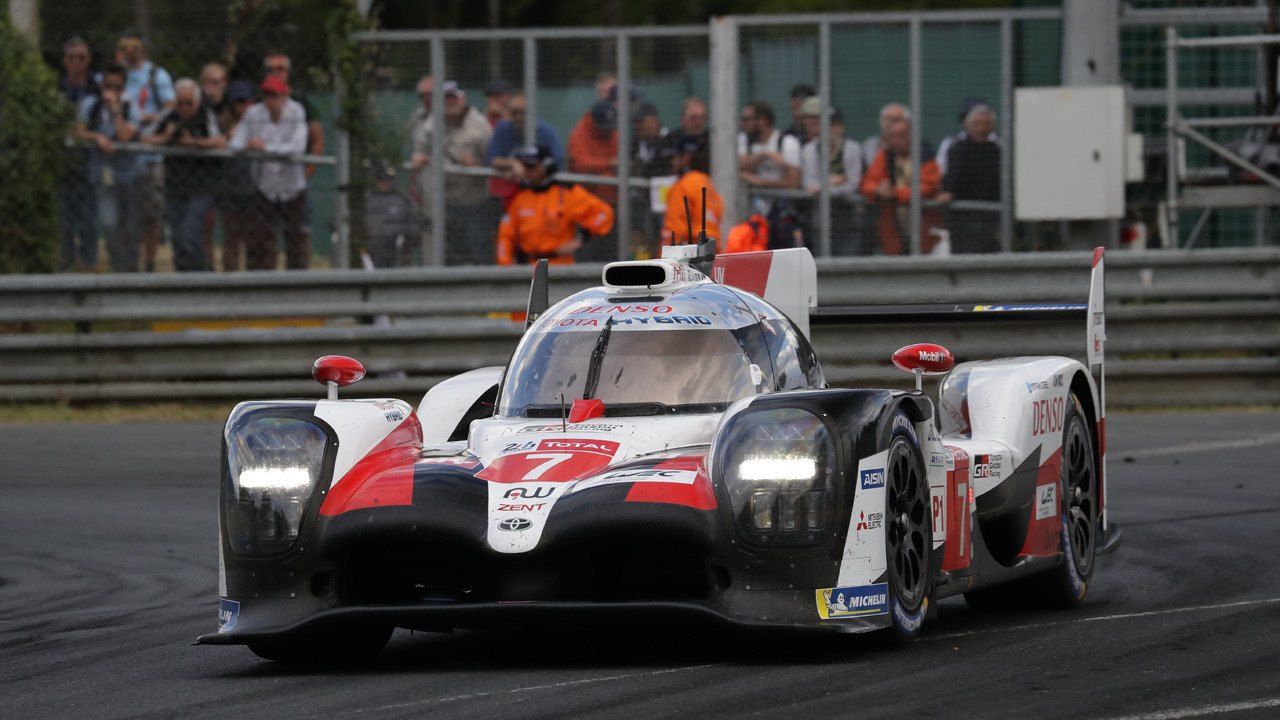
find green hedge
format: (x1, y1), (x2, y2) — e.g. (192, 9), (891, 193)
(0, 14), (70, 274)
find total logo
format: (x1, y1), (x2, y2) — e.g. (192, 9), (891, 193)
(859, 468), (885, 490)
(496, 517), (533, 532)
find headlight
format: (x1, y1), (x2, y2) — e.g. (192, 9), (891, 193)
(223, 416), (329, 556)
(718, 406), (837, 547)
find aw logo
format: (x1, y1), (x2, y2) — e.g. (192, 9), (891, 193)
(859, 468), (885, 490)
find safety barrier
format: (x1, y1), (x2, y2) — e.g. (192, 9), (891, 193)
(2, 248), (1276, 406)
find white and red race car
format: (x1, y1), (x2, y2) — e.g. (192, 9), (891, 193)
(199, 241), (1120, 662)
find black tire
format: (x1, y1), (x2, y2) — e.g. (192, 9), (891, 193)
(879, 412), (933, 643)
(247, 623), (393, 664)
(963, 392), (1097, 611)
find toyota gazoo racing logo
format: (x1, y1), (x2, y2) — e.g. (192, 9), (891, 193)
(496, 517), (533, 531)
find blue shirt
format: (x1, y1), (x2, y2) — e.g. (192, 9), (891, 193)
(124, 60), (175, 118)
(77, 94), (144, 184)
(486, 119), (564, 167)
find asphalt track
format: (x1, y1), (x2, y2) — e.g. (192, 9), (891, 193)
(3, 411), (1280, 720)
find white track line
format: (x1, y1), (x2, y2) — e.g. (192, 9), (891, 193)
(355, 662), (725, 713)
(1122, 432), (1280, 459)
(1099, 697), (1280, 720)
(931, 596), (1280, 640)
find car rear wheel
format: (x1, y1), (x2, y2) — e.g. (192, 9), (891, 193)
(964, 392), (1097, 610)
(247, 622), (393, 664)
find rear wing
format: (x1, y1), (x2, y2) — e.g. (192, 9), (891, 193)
(711, 248), (818, 337)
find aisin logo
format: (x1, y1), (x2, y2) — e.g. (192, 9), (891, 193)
(497, 517), (533, 531)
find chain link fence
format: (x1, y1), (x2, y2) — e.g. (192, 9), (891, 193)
(25, 3), (1280, 273)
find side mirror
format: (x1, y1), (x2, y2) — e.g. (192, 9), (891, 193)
(312, 355), (366, 400)
(891, 343), (954, 392)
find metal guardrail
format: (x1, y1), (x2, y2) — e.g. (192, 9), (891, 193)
(2, 249), (1277, 406)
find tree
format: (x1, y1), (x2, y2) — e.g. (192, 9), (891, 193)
(0, 12), (69, 274)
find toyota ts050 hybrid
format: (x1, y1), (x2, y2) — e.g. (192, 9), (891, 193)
(198, 240), (1120, 662)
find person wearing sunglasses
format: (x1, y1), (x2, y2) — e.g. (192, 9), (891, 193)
(496, 145), (614, 266)
(59, 36), (99, 271)
(142, 78), (225, 272)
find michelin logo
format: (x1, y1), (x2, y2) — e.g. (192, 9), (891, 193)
(218, 598), (240, 633)
(859, 468), (885, 490)
(817, 583), (890, 619)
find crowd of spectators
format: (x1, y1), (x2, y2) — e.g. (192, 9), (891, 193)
(52, 30), (1004, 272)
(55, 30), (319, 273)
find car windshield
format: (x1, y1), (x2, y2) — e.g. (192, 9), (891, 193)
(499, 325), (761, 416)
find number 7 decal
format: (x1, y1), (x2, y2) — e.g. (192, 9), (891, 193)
(522, 453), (574, 480)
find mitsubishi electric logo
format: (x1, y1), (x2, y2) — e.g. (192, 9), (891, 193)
(497, 517), (533, 531)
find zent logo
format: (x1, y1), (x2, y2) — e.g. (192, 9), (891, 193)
(859, 468), (885, 490)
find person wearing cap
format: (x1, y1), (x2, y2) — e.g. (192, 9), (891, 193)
(116, 29), (175, 272)
(263, 51), (323, 178)
(496, 145), (614, 266)
(142, 78), (225, 272)
(487, 92), (564, 209)
(784, 83), (816, 143)
(799, 99), (863, 255)
(484, 80), (513, 126)
(364, 164), (422, 269)
(567, 99), (619, 204)
(209, 80), (256, 271)
(229, 75), (310, 270)
(410, 80), (493, 264)
(937, 97), (999, 178)
(661, 134), (723, 250)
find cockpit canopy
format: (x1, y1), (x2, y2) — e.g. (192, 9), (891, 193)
(498, 282), (823, 418)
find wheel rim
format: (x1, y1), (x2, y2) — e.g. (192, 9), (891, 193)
(1063, 417), (1097, 577)
(886, 441), (929, 608)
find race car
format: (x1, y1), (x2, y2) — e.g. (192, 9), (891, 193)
(198, 240), (1121, 662)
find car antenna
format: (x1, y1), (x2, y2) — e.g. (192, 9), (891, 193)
(683, 196), (694, 245)
(559, 393), (567, 433)
(699, 186), (707, 244)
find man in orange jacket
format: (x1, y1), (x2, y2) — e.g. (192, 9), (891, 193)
(496, 145), (615, 265)
(662, 134), (723, 247)
(859, 120), (943, 255)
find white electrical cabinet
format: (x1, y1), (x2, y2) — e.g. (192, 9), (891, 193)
(1015, 86), (1129, 220)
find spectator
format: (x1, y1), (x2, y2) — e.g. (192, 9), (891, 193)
(662, 134), (723, 248)
(215, 81), (257, 271)
(59, 36), (99, 271)
(117, 29), (174, 272)
(632, 103), (669, 178)
(800, 101), (862, 195)
(800, 102), (863, 255)
(783, 83), (816, 143)
(567, 100), (619, 204)
(410, 80), (493, 264)
(200, 63), (232, 133)
(142, 78), (226, 272)
(943, 104), (1001, 253)
(738, 100), (803, 247)
(496, 145), (614, 266)
(938, 97), (998, 178)
(407, 75), (433, 140)
(738, 101), (802, 193)
(73, 64), (143, 273)
(484, 80), (513, 126)
(364, 164), (421, 269)
(661, 97), (708, 166)
(862, 102), (910, 171)
(229, 75), (310, 270)
(487, 92), (564, 208)
(595, 73), (617, 100)
(263, 51), (324, 177)
(859, 120), (942, 255)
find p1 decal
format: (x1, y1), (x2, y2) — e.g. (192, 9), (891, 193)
(217, 598), (239, 633)
(816, 583), (889, 619)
